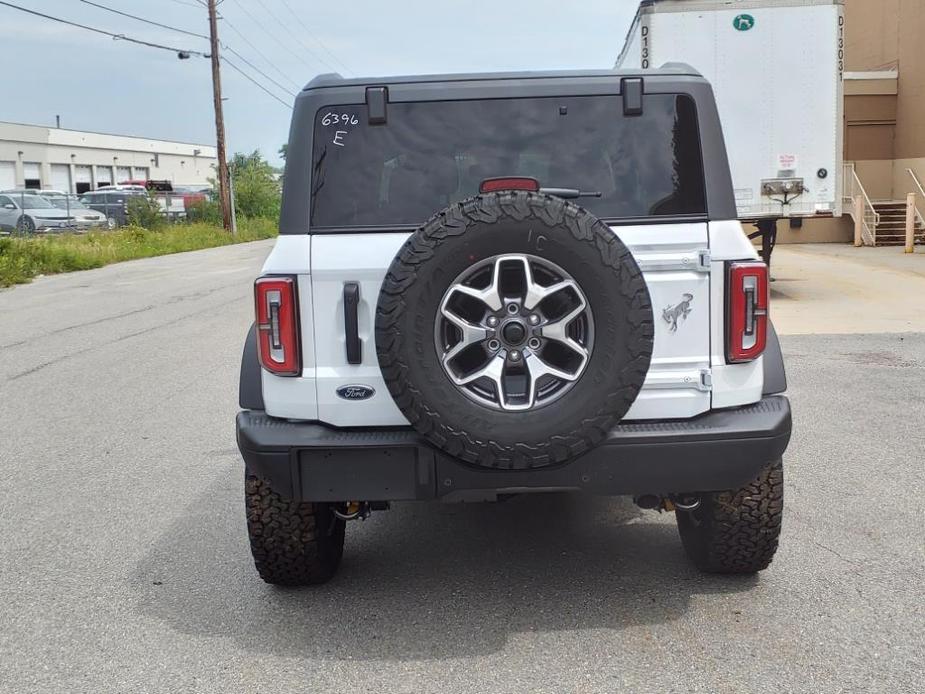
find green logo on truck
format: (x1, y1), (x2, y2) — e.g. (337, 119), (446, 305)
(733, 14), (755, 31)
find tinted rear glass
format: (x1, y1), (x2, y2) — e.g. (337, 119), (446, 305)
(309, 94), (706, 228)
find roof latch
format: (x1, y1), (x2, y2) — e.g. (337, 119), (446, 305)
(622, 77), (644, 116)
(366, 86), (388, 125)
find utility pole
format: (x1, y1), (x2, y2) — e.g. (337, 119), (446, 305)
(207, 0), (232, 231)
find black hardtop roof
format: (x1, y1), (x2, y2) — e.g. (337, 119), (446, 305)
(302, 65), (703, 91)
(280, 63), (737, 233)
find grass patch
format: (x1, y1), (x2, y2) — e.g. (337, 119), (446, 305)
(0, 219), (277, 288)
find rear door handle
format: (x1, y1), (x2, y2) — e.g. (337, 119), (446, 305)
(343, 282), (362, 364)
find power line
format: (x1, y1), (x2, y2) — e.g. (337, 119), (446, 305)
(219, 14), (302, 91)
(0, 0), (207, 56)
(223, 56), (293, 110)
(76, 0), (295, 98)
(1, 0), (292, 132)
(226, 0), (323, 74)
(225, 0), (316, 72)
(250, 0), (341, 74)
(224, 46), (295, 97)
(77, 0), (209, 39)
(277, 0), (353, 75)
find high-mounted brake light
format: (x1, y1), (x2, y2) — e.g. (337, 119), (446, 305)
(726, 261), (769, 363)
(479, 177), (540, 193)
(255, 276), (301, 376)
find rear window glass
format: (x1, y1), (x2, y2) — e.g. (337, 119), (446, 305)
(309, 94), (706, 228)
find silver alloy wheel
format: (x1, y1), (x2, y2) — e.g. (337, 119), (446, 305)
(434, 254), (594, 411)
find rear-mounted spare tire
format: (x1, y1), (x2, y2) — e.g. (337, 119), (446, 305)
(376, 191), (654, 469)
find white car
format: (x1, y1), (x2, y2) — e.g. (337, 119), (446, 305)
(0, 192), (73, 234)
(236, 68), (791, 586)
(96, 184), (148, 193)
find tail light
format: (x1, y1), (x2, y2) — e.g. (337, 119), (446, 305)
(255, 276), (301, 376)
(726, 261), (768, 363)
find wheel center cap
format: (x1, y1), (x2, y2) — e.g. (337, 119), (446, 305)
(501, 320), (527, 345)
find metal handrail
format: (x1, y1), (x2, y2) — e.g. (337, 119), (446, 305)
(908, 168), (925, 199)
(843, 162), (880, 245)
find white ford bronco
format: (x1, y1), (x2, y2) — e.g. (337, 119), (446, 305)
(236, 67), (791, 585)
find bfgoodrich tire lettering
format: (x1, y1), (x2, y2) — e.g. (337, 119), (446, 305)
(676, 458), (784, 574)
(376, 191), (654, 470)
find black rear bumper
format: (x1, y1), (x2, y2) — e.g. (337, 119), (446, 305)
(236, 396), (791, 502)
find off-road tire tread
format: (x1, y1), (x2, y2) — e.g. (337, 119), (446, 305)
(677, 458), (783, 574)
(376, 191), (653, 469)
(245, 473), (345, 586)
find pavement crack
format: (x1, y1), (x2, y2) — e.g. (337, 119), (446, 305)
(0, 284), (240, 351)
(808, 538), (861, 567)
(5, 296), (243, 382)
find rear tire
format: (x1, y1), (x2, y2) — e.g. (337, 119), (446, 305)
(245, 472), (345, 586)
(676, 459), (783, 574)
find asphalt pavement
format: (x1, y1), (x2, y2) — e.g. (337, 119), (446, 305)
(0, 242), (923, 693)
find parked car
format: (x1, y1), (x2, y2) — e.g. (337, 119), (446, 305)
(44, 193), (114, 230)
(99, 181), (194, 220)
(172, 184), (212, 207)
(117, 179), (173, 192)
(0, 192), (73, 233)
(79, 189), (145, 227)
(96, 184), (148, 193)
(236, 67), (791, 586)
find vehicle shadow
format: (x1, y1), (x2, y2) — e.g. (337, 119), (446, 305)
(132, 464), (757, 661)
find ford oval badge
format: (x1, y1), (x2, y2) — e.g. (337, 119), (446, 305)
(336, 385), (375, 401)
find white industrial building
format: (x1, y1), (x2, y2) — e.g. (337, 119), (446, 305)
(0, 121), (217, 194)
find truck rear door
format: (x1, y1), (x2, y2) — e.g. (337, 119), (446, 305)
(303, 91), (714, 426)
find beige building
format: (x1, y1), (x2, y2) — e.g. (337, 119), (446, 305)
(0, 121), (217, 194)
(780, 0), (925, 244)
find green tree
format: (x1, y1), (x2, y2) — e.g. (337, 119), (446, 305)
(228, 150), (281, 220)
(278, 143), (288, 162)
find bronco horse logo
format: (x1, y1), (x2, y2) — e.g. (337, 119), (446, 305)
(662, 293), (694, 332)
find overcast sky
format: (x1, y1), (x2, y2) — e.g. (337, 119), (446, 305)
(0, 1), (637, 165)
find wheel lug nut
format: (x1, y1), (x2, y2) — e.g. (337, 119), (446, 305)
(527, 337), (541, 350)
(528, 314), (540, 325)
(506, 303), (519, 315)
(509, 349), (521, 361)
(487, 339), (500, 351)
(486, 316), (499, 327)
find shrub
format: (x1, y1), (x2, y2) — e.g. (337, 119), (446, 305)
(0, 219), (278, 287)
(186, 198), (222, 224)
(127, 194), (164, 229)
(229, 151), (281, 220)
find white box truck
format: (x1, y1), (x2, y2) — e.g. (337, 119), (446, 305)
(617, 0), (845, 227)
